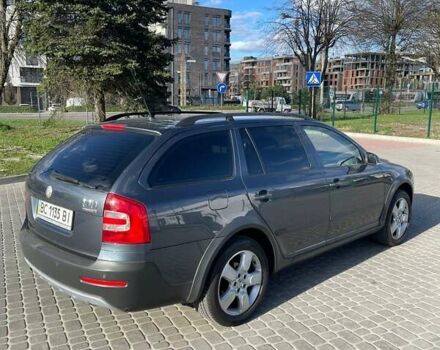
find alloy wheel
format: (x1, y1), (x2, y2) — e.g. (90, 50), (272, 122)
(217, 250), (263, 316)
(390, 198), (410, 240)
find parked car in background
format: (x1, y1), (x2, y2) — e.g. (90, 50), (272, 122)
(20, 112), (414, 326)
(48, 103), (62, 112)
(246, 97), (292, 113)
(335, 100), (361, 112)
(224, 97), (241, 105)
(415, 100), (440, 109)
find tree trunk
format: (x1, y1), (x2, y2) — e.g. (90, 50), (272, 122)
(94, 88), (106, 122)
(383, 33), (398, 113)
(0, 57), (10, 100)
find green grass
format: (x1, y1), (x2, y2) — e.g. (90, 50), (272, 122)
(0, 105), (37, 113)
(321, 110), (440, 139)
(0, 119), (84, 177)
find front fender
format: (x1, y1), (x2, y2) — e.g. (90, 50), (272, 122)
(380, 174), (414, 226)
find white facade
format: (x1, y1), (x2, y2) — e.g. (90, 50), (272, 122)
(3, 50), (46, 106)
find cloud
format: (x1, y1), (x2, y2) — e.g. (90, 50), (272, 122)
(232, 39), (266, 53)
(202, 0), (224, 6)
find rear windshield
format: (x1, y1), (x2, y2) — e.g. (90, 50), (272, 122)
(39, 128), (156, 190)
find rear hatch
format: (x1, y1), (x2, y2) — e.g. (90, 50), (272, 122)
(25, 125), (156, 258)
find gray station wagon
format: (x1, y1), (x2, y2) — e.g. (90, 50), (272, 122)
(20, 112), (414, 326)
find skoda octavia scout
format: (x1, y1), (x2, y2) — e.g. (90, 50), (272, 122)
(20, 112), (414, 326)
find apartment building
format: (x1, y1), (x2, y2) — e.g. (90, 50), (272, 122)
(272, 56), (305, 94)
(2, 50), (45, 107)
(325, 52), (426, 92)
(239, 55), (305, 94)
(326, 57), (344, 91)
(229, 63), (240, 97)
(163, 0), (232, 104)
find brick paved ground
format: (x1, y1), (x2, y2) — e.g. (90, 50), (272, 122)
(1, 135), (440, 350)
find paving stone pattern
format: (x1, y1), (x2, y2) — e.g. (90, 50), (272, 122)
(1, 136), (440, 349)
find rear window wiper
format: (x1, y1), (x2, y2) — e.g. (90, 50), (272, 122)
(51, 170), (98, 190)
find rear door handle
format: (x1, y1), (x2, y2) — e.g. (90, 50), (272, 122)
(254, 190), (270, 202)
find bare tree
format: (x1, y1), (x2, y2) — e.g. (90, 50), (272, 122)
(0, 1), (24, 101)
(349, 0), (427, 110)
(270, 0), (352, 118)
(413, 2), (440, 80)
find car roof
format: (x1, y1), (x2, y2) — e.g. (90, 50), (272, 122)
(101, 112), (312, 135)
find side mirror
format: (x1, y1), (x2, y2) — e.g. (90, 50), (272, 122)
(367, 152), (380, 164)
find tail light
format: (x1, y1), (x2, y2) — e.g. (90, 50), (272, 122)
(102, 193), (150, 244)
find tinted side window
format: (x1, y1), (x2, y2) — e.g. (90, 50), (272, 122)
(303, 126), (363, 167)
(247, 126), (310, 174)
(149, 131), (233, 186)
(239, 129), (263, 175)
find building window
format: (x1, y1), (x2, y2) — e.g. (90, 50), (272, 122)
(184, 43), (191, 54)
(224, 32), (230, 43)
(204, 15), (210, 27)
(213, 30), (221, 42)
(212, 15), (221, 27)
(178, 27), (191, 40)
(25, 55), (39, 66)
(204, 46), (209, 56)
(20, 67), (44, 83)
(183, 12), (191, 25)
(204, 30), (209, 41)
(212, 46), (221, 56)
(204, 59), (209, 71)
(177, 11), (183, 24)
(212, 59), (221, 70)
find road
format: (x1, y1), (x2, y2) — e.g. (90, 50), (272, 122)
(1, 135), (440, 350)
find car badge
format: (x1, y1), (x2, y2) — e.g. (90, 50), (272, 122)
(45, 186), (53, 199)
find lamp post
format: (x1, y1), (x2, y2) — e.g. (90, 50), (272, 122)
(179, 51), (196, 107)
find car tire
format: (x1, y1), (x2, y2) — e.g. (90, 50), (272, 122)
(198, 237), (269, 326)
(372, 190), (411, 246)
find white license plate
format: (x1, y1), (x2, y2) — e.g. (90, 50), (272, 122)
(35, 199), (74, 230)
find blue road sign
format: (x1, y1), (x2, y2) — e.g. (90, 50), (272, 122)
(217, 83), (228, 94)
(306, 71), (322, 88)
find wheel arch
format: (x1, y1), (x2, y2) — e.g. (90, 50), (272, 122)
(185, 225), (278, 304)
(381, 180), (414, 225)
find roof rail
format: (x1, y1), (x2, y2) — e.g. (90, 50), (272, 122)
(176, 112), (309, 126)
(105, 111), (310, 124)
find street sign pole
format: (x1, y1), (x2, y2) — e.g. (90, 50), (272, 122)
(373, 88), (379, 133)
(427, 83), (434, 138)
(305, 71), (322, 118)
(332, 95), (336, 127)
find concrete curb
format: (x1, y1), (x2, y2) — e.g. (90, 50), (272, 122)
(0, 174), (27, 185)
(346, 132), (440, 145)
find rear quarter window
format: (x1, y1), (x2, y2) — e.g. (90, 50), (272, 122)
(149, 130), (234, 187)
(38, 128), (156, 190)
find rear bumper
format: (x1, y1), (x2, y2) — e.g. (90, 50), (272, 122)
(20, 220), (194, 311)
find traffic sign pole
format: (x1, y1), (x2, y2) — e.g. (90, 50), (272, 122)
(427, 83), (434, 138)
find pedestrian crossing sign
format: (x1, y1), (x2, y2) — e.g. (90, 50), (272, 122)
(306, 71), (322, 87)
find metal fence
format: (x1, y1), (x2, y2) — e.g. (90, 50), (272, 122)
(295, 83), (440, 139)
